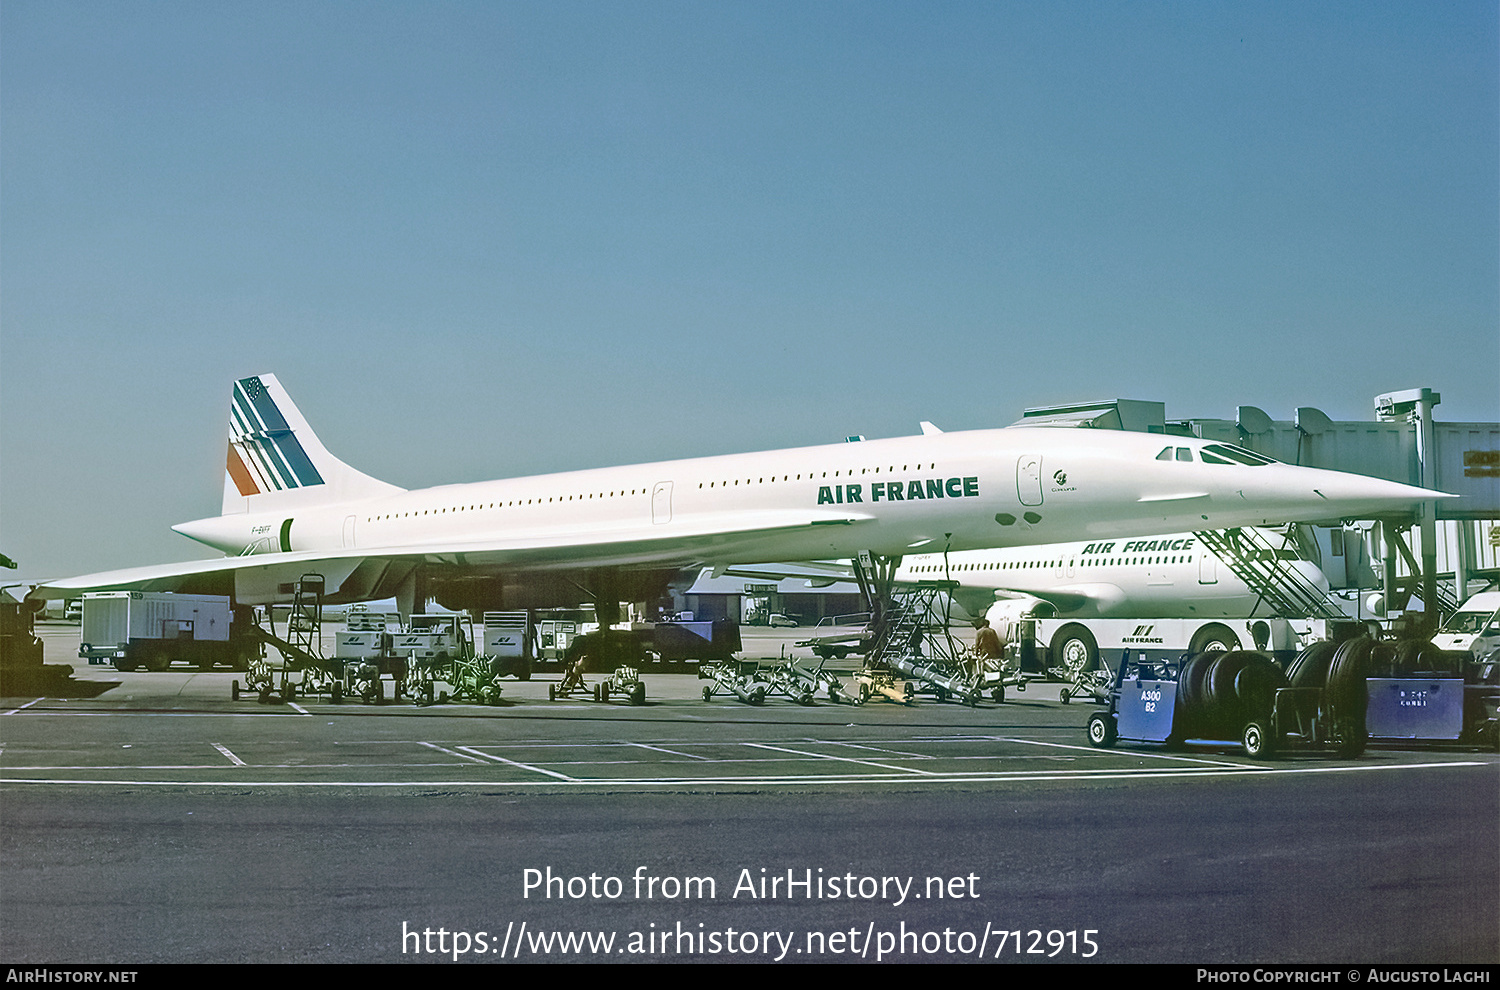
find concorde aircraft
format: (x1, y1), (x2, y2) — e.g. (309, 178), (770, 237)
(29, 374), (1449, 623)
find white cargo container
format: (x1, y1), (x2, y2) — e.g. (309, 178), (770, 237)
(80, 591), (248, 671)
(483, 611), (533, 680)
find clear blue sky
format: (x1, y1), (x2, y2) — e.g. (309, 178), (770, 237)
(3, 0), (1496, 578)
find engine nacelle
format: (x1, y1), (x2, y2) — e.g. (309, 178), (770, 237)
(984, 596), (1056, 647)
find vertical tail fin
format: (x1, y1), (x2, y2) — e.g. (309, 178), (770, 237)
(222, 374), (403, 514)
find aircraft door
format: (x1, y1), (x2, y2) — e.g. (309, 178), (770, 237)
(652, 482), (673, 525)
(343, 515), (356, 548)
(1017, 455), (1043, 506)
(1198, 548), (1218, 585)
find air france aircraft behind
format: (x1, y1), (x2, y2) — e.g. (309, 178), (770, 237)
(899, 529), (1330, 620)
(31, 374), (1451, 617)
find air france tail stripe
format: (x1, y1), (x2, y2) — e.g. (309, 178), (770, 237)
(231, 378), (324, 490)
(230, 405), (282, 492)
(233, 386), (299, 489)
(231, 391), (292, 489)
(226, 444), (261, 496)
(238, 376), (291, 433)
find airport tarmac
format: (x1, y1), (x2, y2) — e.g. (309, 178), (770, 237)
(2, 623), (1496, 964)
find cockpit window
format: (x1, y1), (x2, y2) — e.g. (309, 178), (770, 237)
(1156, 447), (1173, 461)
(1203, 443), (1276, 466)
(1176, 447), (1193, 462)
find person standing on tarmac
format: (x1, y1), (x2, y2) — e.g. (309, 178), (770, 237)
(972, 617), (1002, 677)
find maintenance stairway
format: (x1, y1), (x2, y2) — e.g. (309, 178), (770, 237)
(1193, 528), (1346, 621)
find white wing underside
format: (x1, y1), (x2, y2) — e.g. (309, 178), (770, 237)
(31, 509), (872, 600)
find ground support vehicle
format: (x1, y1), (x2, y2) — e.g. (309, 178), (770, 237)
(318, 611), (399, 704)
(1059, 663), (1114, 705)
(401, 613), (503, 705)
(850, 667), (915, 705)
(536, 610), (595, 668)
(589, 666), (646, 705)
(796, 612), (872, 660)
(759, 659), (819, 705)
(794, 657), (859, 704)
(762, 656), (854, 704)
(80, 592), (258, 671)
(697, 660), (773, 705)
(546, 657), (592, 701)
(1340, 638), (1498, 751)
(483, 611), (533, 681)
(1432, 591), (1500, 660)
(886, 652), (986, 705)
(445, 649), (503, 705)
(652, 619), (741, 665)
(1087, 650), (1298, 759)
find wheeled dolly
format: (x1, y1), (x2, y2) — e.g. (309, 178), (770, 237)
(590, 665), (647, 705)
(698, 660), (772, 705)
(851, 668), (915, 705)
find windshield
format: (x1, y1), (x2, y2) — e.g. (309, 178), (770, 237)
(1439, 610), (1500, 636)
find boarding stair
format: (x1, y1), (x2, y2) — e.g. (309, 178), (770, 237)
(1193, 528), (1346, 621)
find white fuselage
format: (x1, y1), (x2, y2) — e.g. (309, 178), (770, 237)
(174, 427), (1428, 574)
(900, 531), (1331, 619)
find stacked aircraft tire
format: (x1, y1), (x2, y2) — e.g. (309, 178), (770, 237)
(1172, 650), (1289, 758)
(1284, 637), (1380, 757)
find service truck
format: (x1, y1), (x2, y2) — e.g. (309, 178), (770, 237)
(1432, 591), (1500, 660)
(80, 591), (258, 671)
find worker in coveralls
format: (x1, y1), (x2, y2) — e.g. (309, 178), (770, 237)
(973, 617), (1002, 678)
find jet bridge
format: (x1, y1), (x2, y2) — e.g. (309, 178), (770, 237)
(1014, 387), (1499, 630)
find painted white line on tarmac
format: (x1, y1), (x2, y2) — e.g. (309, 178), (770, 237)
(456, 745), (578, 781)
(419, 741), (489, 763)
(744, 741), (940, 776)
(0, 761), (1486, 789)
(624, 742), (711, 761)
(211, 743), (247, 766)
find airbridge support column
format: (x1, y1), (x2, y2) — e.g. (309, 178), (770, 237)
(1376, 388), (1442, 631)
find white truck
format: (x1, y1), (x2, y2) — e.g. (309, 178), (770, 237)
(1432, 591), (1500, 660)
(80, 591), (257, 671)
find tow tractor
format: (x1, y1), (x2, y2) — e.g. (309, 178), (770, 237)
(1086, 650), (1292, 758)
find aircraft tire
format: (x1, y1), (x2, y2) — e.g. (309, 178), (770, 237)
(1189, 624), (1240, 656)
(1287, 641), (1337, 688)
(1051, 625), (1098, 679)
